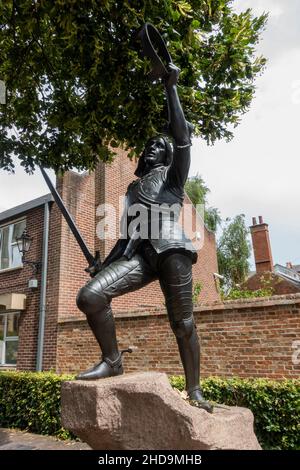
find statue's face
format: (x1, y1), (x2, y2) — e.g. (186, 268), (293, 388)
(144, 137), (167, 167)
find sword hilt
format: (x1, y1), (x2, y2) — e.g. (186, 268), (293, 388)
(85, 250), (102, 278)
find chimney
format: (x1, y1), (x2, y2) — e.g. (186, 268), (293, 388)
(286, 261), (293, 270)
(250, 216), (274, 273)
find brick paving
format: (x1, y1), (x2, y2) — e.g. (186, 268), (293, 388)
(0, 428), (90, 450)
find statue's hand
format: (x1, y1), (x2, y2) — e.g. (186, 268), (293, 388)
(164, 63), (180, 87)
(85, 252), (102, 278)
(85, 265), (102, 277)
(85, 263), (102, 278)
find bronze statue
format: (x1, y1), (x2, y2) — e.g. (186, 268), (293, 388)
(76, 25), (213, 413)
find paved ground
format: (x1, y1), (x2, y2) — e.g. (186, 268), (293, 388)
(0, 428), (91, 450)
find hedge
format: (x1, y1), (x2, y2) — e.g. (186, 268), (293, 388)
(0, 371), (299, 449)
(170, 376), (300, 450)
(0, 371), (73, 439)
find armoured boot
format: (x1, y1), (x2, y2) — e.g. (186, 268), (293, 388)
(76, 348), (132, 380)
(187, 385), (213, 413)
(76, 301), (132, 380)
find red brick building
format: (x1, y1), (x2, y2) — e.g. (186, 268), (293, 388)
(244, 216), (300, 295)
(0, 149), (219, 373)
(0, 195), (51, 370)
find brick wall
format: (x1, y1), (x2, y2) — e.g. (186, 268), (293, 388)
(0, 206), (45, 371)
(57, 294), (300, 379)
(43, 171), (95, 370)
(197, 294), (300, 378)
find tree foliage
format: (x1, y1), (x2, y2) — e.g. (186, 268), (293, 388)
(0, 1), (267, 173)
(204, 206), (221, 233)
(185, 173), (209, 207)
(217, 214), (251, 288)
(185, 178), (251, 284)
(185, 173), (221, 232)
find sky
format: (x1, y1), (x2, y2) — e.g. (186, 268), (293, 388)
(0, 0), (299, 267)
(191, 0), (300, 267)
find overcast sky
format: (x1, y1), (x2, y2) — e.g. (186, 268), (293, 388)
(0, 0), (299, 267)
(191, 0), (300, 267)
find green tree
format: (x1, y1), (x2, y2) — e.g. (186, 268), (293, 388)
(0, 1), (267, 173)
(204, 206), (221, 233)
(185, 173), (221, 232)
(217, 214), (251, 289)
(185, 173), (209, 207)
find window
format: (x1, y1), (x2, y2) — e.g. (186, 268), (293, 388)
(0, 219), (26, 270)
(0, 312), (20, 365)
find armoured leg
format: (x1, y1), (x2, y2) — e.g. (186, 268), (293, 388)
(76, 254), (156, 380)
(170, 316), (200, 394)
(76, 287), (122, 379)
(159, 252), (213, 412)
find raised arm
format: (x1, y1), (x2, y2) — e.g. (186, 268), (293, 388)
(164, 63), (191, 188)
(164, 63), (190, 146)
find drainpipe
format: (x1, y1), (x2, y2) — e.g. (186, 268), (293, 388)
(36, 201), (50, 371)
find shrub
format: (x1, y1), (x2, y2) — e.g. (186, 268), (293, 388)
(0, 370), (74, 439)
(170, 376), (300, 450)
(192, 282), (202, 304)
(222, 287), (274, 300)
(1, 371), (299, 449)
(222, 273), (276, 300)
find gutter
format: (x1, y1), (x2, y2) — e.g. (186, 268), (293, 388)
(36, 201), (50, 371)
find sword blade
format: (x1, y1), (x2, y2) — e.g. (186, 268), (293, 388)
(39, 166), (95, 266)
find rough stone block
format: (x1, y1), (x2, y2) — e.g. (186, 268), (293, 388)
(61, 372), (261, 450)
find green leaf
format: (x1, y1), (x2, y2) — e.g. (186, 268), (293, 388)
(0, 0), (267, 172)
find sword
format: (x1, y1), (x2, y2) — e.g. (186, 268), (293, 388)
(39, 166), (102, 276)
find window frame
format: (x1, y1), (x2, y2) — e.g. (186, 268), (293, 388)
(0, 218), (26, 272)
(0, 311), (20, 366)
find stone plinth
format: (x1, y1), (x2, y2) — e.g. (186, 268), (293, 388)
(61, 372), (261, 450)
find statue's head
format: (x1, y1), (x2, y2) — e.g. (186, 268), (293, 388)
(134, 135), (173, 177)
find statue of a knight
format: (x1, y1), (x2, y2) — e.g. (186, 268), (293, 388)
(76, 57), (213, 413)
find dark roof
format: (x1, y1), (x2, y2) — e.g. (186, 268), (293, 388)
(0, 194), (53, 223)
(274, 264), (300, 288)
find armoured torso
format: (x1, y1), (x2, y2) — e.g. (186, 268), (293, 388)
(122, 164), (197, 262)
(126, 166), (183, 206)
